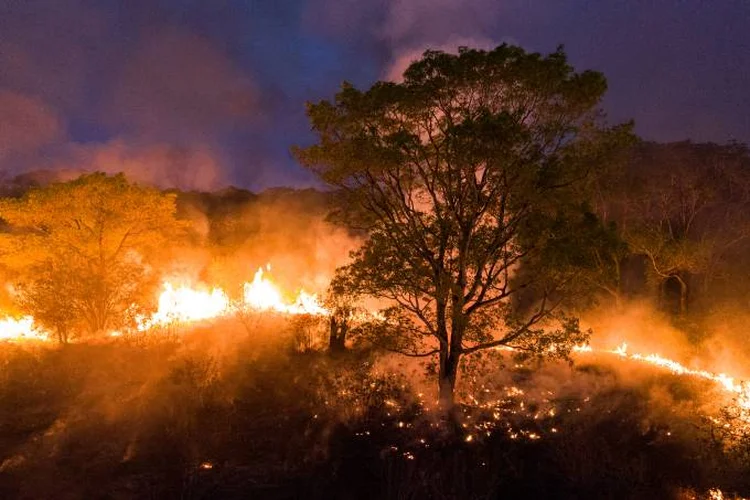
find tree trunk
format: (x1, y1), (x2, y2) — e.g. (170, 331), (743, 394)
(57, 327), (69, 345)
(675, 275), (688, 316)
(438, 349), (461, 407)
(328, 315), (347, 353)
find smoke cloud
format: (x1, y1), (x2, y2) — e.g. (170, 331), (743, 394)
(0, 91), (65, 162)
(0, 3), (263, 190)
(107, 28), (257, 144)
(1, 0), (749, 188)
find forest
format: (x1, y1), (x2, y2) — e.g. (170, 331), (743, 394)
(1, 46), (750, 499)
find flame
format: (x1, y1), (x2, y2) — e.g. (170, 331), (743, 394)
(242, 266), (328, 316)
(1, 260), (748, 422)
(0, 316), (48, 341)
(243, 266), (287, 312)
(574, 342), (750, 412)
(286, 290), (329, 316)
(0, 263), (333, 341)
(140, 265), (329, 331)
(138, 283), (232, 330)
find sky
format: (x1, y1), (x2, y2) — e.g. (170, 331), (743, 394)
(0, 0), (748, 191)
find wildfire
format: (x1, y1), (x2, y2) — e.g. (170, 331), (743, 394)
(242, 266), (328, 316)
(603, 342), (750, 410)
(0, 315), (48, 341)
(571, 341), (750, 409)
(138, 264), (328, 330)
(1, 264), (329, 339)
(243, 266), (286, 311)
(138, 283), (232, 330)
(2, 263), (749, 419)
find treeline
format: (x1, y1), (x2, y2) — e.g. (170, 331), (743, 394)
(0, 174), (345, 341)
(2, 139), (749, 336)
(592, 141), (750, 322)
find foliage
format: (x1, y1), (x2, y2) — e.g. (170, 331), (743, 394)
(323, 267), (370, 352)
(0, 173), (184, 340)
(296, 45), (633, 401)
(595, 141), (750, 314)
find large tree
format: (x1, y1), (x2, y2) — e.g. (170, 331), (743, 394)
(295, 45), (631, 404)
(0, 173), (183, 341)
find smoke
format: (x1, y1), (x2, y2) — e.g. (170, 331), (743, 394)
(0, 3), (262, 190)
(1, 0), (749, 192)
(64, 140), (227, 192)
(0, 90), (65, 165)
(377, 0), (503, 47)
(189, 189), (362, 296)
(106, 27), (257, 145)
(307, 0), (513, 83)
(383, 35), (502, 82)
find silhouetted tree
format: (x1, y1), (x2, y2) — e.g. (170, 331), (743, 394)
(296, 45), (632, 404)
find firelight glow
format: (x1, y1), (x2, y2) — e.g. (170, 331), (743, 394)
(138, 282), (232, 330)
(0, 264), (329, 340)
(0, 315), (48, 341)
(142, 264), (329, 329)
(1, 268), (748, 427)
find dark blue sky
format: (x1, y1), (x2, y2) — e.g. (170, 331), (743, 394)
(1, 0), (748, 190)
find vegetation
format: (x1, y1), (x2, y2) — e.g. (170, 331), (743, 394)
(0, 173), (183, 341)
(0, 44), (750, 499)
(296, 45), (633, 403)
(0, 331), (747, 499)
(594, 141), (750, 316)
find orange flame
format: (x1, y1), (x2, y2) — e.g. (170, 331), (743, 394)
(574, 342), (750, 412)
(0, 316), (49, 341)
(138, 283), (232, 330)
(139, 264), (329, 331)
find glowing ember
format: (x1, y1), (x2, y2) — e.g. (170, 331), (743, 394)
(0, 315), (49, 341)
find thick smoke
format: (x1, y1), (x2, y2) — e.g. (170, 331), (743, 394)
(64, 141), (227, 192)
(0, 91), (65, 163)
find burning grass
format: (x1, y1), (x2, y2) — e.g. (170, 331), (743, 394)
(1, 262), (749, 498)
(0, 321), (748, 499)
(0, 264), (329, 342)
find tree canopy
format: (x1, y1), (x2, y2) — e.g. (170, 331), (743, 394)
(295, 45), (633, 403)
(0, 173), (184, 341)
(594, 141), (750, 315)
